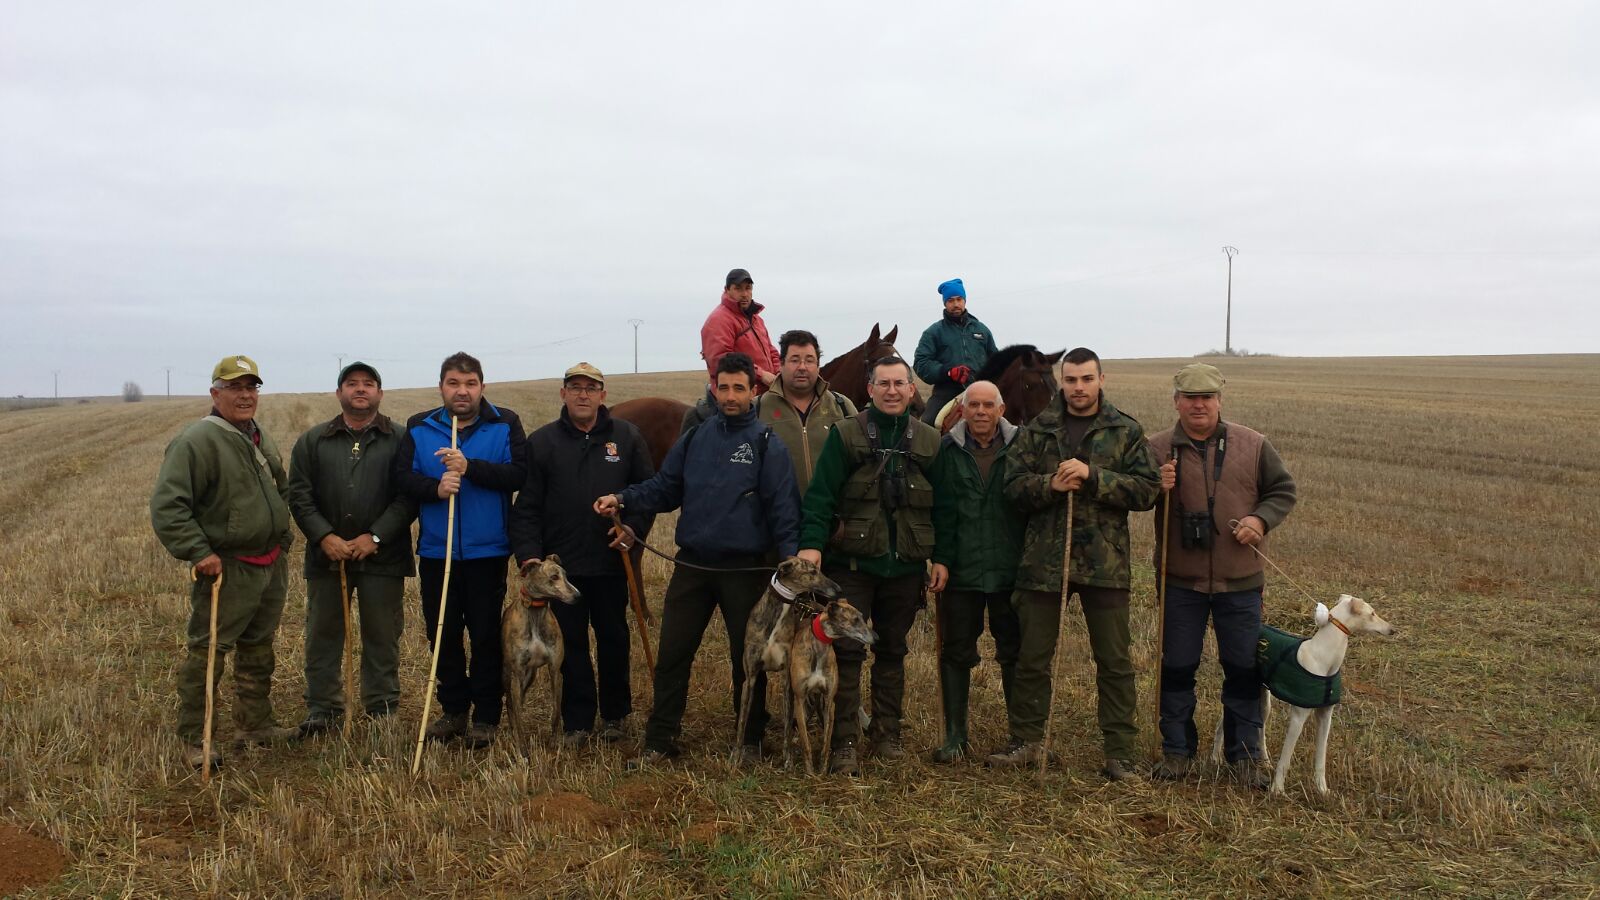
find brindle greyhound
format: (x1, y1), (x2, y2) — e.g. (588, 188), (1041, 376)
(787, 598), (876, 775)
(731, 557), (841, 764)
(502, 555), (582, 748)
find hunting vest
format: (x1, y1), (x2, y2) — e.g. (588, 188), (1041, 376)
(1257, 625), (1342, 708)
(829, 412), (941, 561)
(1150, 422), (1267, 593)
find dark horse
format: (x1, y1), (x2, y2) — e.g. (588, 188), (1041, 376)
(935, 344), (1063, 432)
(818, 322), (925, 417)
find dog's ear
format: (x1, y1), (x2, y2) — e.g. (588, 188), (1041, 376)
(545, 553), (560, 567)
(1351, 596), (1372, 616)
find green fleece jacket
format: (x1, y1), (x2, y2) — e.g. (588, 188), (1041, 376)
(799, 407), (935, 578)
(151, 415), (292, 563)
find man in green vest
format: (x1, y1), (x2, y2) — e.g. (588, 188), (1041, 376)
(927, 380), (1024, 763)
(798, 355), (943, 775)
(758, 329), (857, 494)
(991, 348), (1160, 781)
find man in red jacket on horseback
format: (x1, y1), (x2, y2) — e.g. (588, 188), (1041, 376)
(700, 268), (782, 396)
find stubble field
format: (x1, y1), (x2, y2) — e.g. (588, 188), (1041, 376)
(0, 354), (1596, 897)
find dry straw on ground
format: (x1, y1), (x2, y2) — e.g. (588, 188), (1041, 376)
(1, 355), (1596, 896)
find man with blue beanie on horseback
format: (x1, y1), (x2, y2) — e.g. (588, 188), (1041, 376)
(914, 278), (999, 425)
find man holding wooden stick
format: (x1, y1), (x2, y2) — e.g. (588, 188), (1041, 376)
(287, 362), (415, 737)
(511, 362), (655, 749)
(151, 355), (298, 770)
(395, 352), (528, 750)
(1147, 363), (1297, 788)
(991, 348), (1159, 781)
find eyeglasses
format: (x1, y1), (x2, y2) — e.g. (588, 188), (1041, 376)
(565, 385), (603, 396)
(872, 380), (913, 390)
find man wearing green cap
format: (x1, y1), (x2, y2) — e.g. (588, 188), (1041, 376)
(286, 362), (415, 736)
(151, 355), (298, 769)
(1147, 363), (1297, 789)
(914, 278), (999, 425)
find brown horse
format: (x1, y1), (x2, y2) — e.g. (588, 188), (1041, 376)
(610, 397), (689, 473)
(818, 322), (925, 417)
(935, 344), (1064, 432)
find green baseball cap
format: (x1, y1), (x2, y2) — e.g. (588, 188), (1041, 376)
(1174, 363), (1224, 394)
(212, 355), (263, 384)
(563, 361), (605, 385)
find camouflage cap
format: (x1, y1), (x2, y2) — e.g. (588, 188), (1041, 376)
(563, 362), (605, 385)
(212, 355), (263, 384)
(1174, 363), (1224, 394)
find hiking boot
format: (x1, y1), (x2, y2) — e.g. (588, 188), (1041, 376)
(828, 746), (861, 776)
(1231, 758), (1272, 791)
(296, 713), (340, 739)
(184, 743), (222, 772)
(929, 739), (969, 764)
(465, 723), (497, 749)
(1102, 758), (1142, 783)
(625, 744), (681, 771)
(1152, 754), (1192, 781)
(560, 729), (592, 750)
(425, 713), (468, 744)
(233, 725), (299, 748)
(872, 736), (906, 761)
(986, 737), (1048, 769)
(599, 719), (627, 743)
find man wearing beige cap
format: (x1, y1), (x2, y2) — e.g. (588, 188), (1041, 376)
(151, 355), (298, 770)
(511, 362), (655, 748)
(1148, 363), (1297, 789)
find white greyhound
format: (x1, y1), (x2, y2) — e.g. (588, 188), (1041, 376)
(1213, 593), (1394, 794)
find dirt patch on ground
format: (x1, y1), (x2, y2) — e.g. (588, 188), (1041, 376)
(0, 825), (68, 895)
(679, 820), (736, 844)
(524, 792), (624, 830)
(1130, 813), (1174, 838)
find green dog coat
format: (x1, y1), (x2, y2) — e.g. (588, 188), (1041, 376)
(1257, 625), (1342, 709)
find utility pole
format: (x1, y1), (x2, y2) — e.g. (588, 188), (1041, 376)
(165, 366), (173, 398)
(629, 319), (644, 374)
(1222, 246), (1239, 355)
(53, 370), (60, 400)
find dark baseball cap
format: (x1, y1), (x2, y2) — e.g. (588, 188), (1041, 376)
(337, 361), (382, 387)
(725, 268), (754, 287)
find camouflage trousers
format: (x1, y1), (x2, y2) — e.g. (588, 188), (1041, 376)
(177, 557), (288, 743)
(303, 572), (405, 719)
(1009, 586), (1138, 761)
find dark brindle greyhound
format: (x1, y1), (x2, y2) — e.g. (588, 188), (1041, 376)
(731, 557), (841, 764)
(502, 555), (582, 748)
(787, 598), (877, 775)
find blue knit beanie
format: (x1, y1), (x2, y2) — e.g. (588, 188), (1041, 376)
(938, 278), (965, 302)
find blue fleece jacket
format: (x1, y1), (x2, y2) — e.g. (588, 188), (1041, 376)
(396, 400), (528, 560)
(620, 406), (800, 559)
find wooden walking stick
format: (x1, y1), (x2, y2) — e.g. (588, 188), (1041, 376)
(412, 415), (459, 777)
(340, 560), (357, 739)
(192, 566), (223, 783)
(611, 512), (655, 682)
(1152, 448), (1176, 760)
(1040, 490), (1075, 777)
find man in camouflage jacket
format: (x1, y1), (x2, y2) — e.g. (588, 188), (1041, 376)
(990, 348), (1160, 780)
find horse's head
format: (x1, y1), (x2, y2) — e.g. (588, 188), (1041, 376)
(979, 346), (1062, 426)
(820, 323), (925, 414)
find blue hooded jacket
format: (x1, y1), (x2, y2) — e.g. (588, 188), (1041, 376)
(620, 405), (800, 559)
(395, 399), (528, 560)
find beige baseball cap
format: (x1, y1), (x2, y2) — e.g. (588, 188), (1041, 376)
(563, 362), (605, 385)
(1173, 363), (1224, 394)
(212, 355), (263, 384)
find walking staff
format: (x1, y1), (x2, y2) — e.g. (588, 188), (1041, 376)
(412, 416), (458, 776)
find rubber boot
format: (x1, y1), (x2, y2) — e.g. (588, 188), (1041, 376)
(929, 663), (971, 763)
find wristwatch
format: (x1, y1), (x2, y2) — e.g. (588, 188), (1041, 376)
(371, 533), (381, 545)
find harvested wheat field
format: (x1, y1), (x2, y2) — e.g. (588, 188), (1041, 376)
(1, 354), (1596, 897)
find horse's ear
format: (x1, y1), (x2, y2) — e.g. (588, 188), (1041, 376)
(1044, 349), (1066, 364)
(884, 325), (898, 344)
(869, 323), (881, 343)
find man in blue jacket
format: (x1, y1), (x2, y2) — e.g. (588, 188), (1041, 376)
(914, 277), (999, 424)
(594, 352), (801, 767)
(394, 351), (528, 749)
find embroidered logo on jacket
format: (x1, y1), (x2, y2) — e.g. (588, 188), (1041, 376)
(604, 442), (620, 463)
(729, 442), (756, 465)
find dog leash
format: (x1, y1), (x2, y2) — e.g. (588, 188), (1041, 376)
(609, 511), (777, 574)
(1227, 518), (1319, 607)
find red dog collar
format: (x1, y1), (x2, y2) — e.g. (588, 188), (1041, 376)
(811, 615), (832, 645)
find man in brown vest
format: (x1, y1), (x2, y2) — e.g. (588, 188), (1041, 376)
(1148, 363), (1296, 788)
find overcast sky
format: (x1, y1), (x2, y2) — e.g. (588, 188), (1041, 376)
(3, 2), (1596, 397)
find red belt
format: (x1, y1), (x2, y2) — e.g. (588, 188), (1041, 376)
(234, 546), (283, 567)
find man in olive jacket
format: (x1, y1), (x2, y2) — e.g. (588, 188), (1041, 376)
(286, 362), (415, 735)
(150, 355), (297, 769)
(758, 329), (857, 494)
(927, 381), (1024, 763)
(798, 356), (942, 775)
(992, 348), (1160, 781)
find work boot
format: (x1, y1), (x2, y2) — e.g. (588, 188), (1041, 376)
(929, 662), (971, 764)
(296, 712), (340, 739)
(184, 743), (222, 772)
(425, 712), (468, 744)
(599, 718), (627, 743)
(872, 735), (906, 761)
(828, 745), (861, 777)
(234, 725), (298, 748)
(625, 744), (681, 771)
(1231, 758), (1272, 790)
(1102, 758), (1142, 783)
(986, 737), (1050, 769)
(465, 723), (497, 749)
(1152, 754), (1192, 781)
(560, 729), (592, 750)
